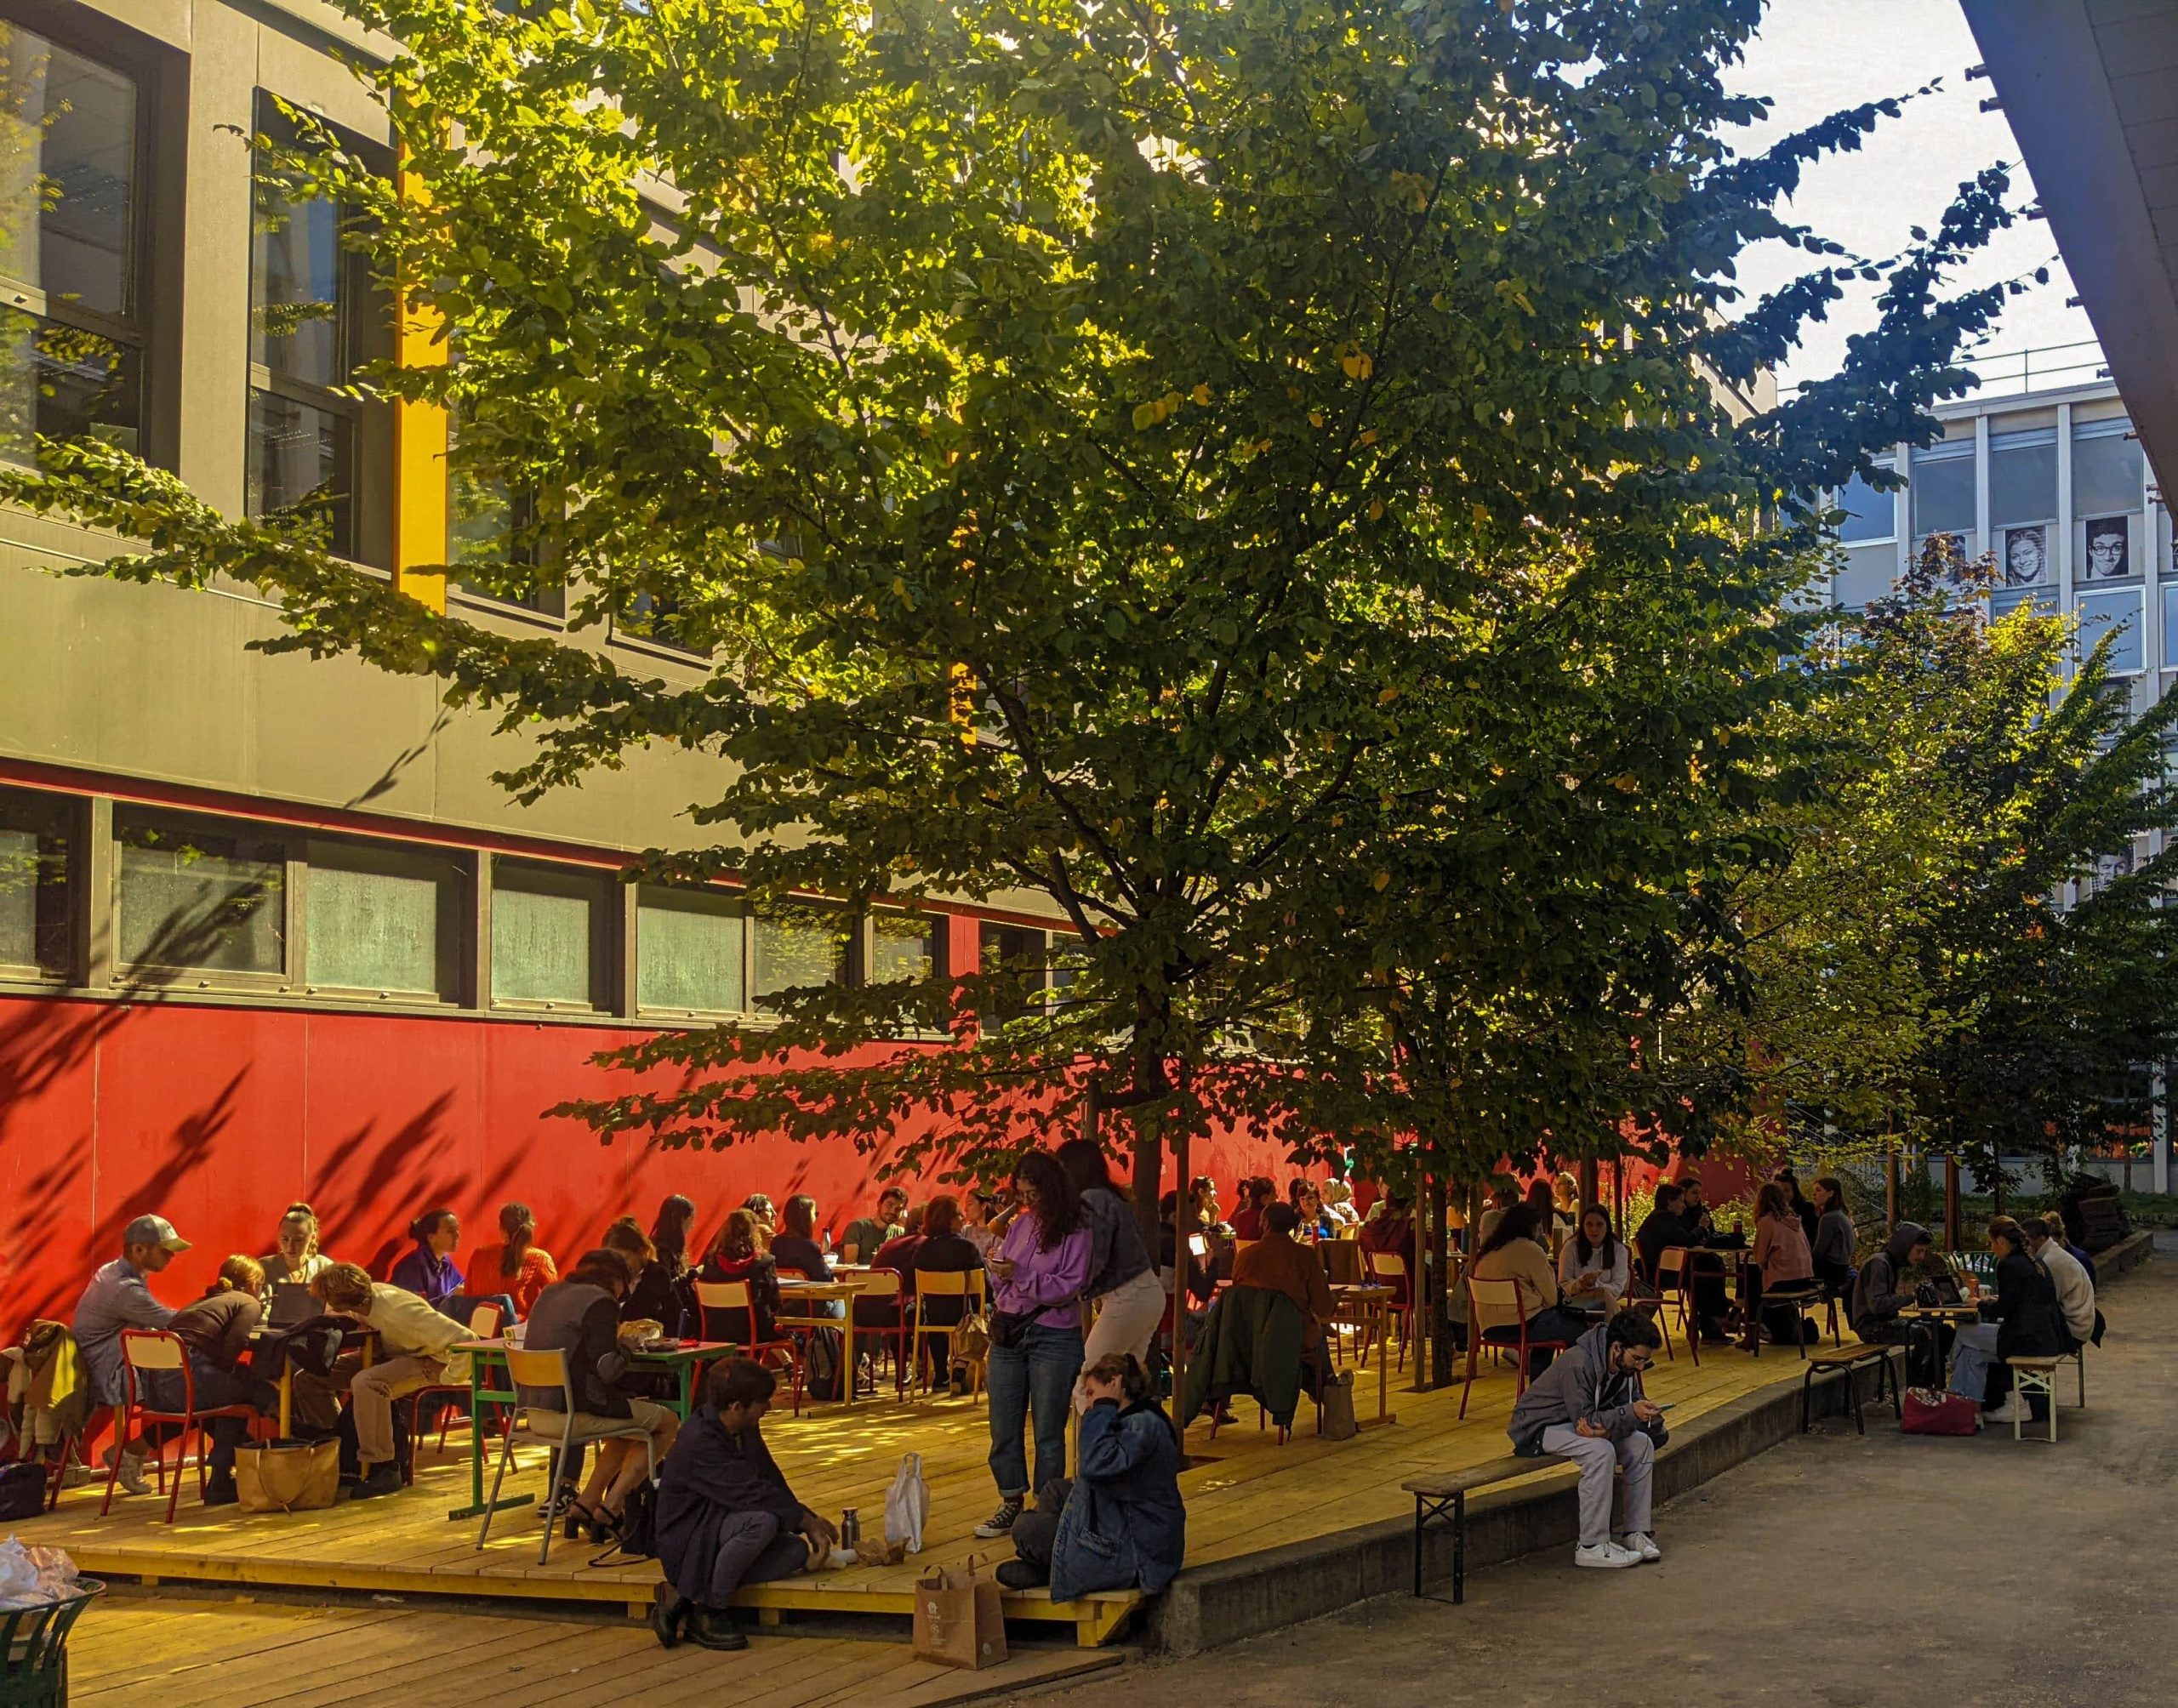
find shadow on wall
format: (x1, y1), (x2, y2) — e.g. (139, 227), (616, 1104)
(308, 1092), (527, 1278)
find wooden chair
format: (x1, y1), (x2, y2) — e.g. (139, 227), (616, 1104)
(1651, 1247), (1702, 1367)
(1748, 1278), (1821, 1361)
(476, 1346), (659, 1564)
(1363, 1251), (1415, 1369)
(1457, 1278), (1572, 1419)
(104, 1330), (259, 1523)
(850, 1270), (915, 1395)
(420, 1300), (506, 1461)
(693, 1280), (805, 1415)
(909, 1269), (987, 1399)
(2004, 1357), (2062, 1443)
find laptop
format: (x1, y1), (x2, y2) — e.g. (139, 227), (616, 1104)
(268, 1283), (316, 1329)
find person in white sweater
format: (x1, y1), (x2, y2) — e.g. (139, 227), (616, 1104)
(2024, 1218), (2098, 1346)
(1557, 1207), (1632, 1315)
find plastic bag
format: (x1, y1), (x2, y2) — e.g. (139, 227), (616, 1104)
(884, 1450), (930, 1554)
(0, 1537), (77, 1608)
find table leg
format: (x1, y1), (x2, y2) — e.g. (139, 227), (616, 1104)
(446, 1353), (531, 1522)
(277, 1366), (292, 1439)
(1377, 1301), (1389, 1421)
(844, 1317), (858, 1409)
(676, 1358), (693, 1421)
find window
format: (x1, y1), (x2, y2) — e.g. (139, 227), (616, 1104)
(752, 903), (848, 1004)
(2078, 589), (2145, 677)
(636, 885), (744, 1014)
(1833, 467), (1896, 544)
(0, 786), (71, 978)
(447, 411), (562, 616)
(1909, 445), (1975, 545)
(1991, 586), (2056, 623)
(0, 25), (143, 467)
(2073, 425), (2143, 521)
(979, 922), (1048, 1025)
(116, 809), (287, 977)
(2164, 584), (2178, 675)
(1988, 431), (2056, 530)
(304, 840), (463, 999)
(614, 588), (706, 655)
(247, 100), (391, 566)
(869, 912), (940, 984)
(491, 861), (607, 1007)
(1833, 544), (1895, 612)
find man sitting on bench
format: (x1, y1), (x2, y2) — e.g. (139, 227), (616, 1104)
(1507, 1311), (1668, 1571)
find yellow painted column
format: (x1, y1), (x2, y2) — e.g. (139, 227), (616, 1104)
(392, 150), (448, 613)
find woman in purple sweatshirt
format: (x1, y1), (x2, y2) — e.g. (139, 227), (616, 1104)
(972, 1149), (1092, 1540)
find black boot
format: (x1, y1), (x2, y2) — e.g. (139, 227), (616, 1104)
(687, 1607), (748, 1651)
(649, 1584), (691, 1649)
(346, 1462), (402, 1501)
(202, 1471), (240, 1508)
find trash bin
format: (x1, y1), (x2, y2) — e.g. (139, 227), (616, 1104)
(0, 1580), (104, 1708)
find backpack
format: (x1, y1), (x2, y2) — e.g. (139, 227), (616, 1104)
(590, 1475), (658, 1565)
(804, 1326), (846, 1403)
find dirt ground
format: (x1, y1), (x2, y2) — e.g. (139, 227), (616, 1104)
(1041, 1240), (2178, 1708)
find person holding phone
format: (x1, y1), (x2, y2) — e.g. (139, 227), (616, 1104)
(1507, 1312), (1668, 1570)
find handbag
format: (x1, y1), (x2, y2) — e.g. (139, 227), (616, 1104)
(1318, 1371), (1358, 1442)
(0, 1460), (45, 1522)
(590, 1476), (658, 1565)
(234, 1437), (341, 1512)
(988, 1310), (1029, 1352)
(1901, 1387), (1980, 1437)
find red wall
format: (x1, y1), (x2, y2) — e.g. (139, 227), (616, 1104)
(0, 993), (1296, 1333)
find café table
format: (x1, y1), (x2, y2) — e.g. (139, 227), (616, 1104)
(444, 1335), (735, 1522)
(1896, 1301), (1987, 1385)
(1329, 1283), (1398, 1428)
(776, 1275), (878, 1409)
(248, 1324), (377, 1438)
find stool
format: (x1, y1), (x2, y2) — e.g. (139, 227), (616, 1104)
(2004, 1358), (2060, 1443)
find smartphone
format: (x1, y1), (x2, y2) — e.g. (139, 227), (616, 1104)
(1188, 1234), (1209, 1258)
(1651, 1402), (1677, 1412)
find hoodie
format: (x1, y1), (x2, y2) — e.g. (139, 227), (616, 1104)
(1849, 1222), (1926, 1339)
(1508, 1321), (1669, 1455)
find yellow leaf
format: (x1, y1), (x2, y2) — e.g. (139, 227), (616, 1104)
(1377, 686), (1400, 704)
(1372, 870), (1391, 891)
(1309, 409), (1325, 428)
(1368, 498), (1385, 521)
(1192, 383), (1212, 405)
(1360, 428), (1377, 446)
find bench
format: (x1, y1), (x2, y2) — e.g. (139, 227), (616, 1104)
(2004, 1358), (2063, 1443)
(1799, 1342), (1902, 1435)
(1401, 1455), (1567, 1604)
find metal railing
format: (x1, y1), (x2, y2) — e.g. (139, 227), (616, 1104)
(1779, 337), (2111, 404)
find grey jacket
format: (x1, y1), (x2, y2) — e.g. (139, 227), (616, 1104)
(1507, 1322), (1668, 1455)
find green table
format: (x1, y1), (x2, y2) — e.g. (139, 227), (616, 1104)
(445, 1336), (734, 1523)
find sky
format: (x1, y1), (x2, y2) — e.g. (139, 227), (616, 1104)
(1725, 0), (2101, 394)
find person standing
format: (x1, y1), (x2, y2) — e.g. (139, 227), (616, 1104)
(72, 1214), (190, 1496)
(975, 1150), (1092, 1539)
(1056, 1139), (1167, 1406)
(1507, 1312), (1668, 1569)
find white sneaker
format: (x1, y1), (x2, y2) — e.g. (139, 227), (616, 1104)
(1619, 1531), (1662, 1563)
(1983, 1398), (2022, 1425)
(116, 1452), (151, 1497)
(1574, 1541), (1640, 1569)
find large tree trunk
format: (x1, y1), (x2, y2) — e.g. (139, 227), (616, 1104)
(1428, 1170), (1453, 1388)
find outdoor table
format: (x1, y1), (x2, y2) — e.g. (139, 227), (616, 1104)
(1330, 1283), (1397, 1427)
(444, 1335), (735, 1521)
(1896, 1303), (1986, 1385)
(247, 1324), (377, 1438)
(776, 1276), (876, 1409)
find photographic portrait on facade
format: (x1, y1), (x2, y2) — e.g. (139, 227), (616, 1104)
(2083, 515), (2130, 581)
(2001, 523), (2048, 587)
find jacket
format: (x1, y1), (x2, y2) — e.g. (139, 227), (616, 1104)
(388, 1244), (463, 1307)
(1508, 1321), (1669, 1455)
(1753, 1214), (1815, 1290)
(1634, 1210), (1695, 1285)
(1810, 1209), (1856, 1280)
(2034, 1238), (2096, 1343)
(1470, 1238), (1559, 1335)
(366, 1282), (471, 1382)
(518, 1280), (631, 1418)
(1229, 1233), (1335, 1341)
(1078, 1187), (1154, 1300)
(992, 1216), (1092, 1331)
(72, 1258), (177, 1407)
(1050, 1398), (1188, 1602)
(1181, 1284), (1306, 1427)
(1850, 1222), (1927, 1339)
(622, 1259), (687, 1337)
(168, 1290), (262, 1371)
(1556, 1235), (1630, 1312)
(1992, 1250), (2067, 1362)
(656, 1403), (806, 1603)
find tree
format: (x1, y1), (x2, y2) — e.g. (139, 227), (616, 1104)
(0, 0), (2026, 1214)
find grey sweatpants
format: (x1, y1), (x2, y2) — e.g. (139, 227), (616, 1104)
(696, 1510), (810, 1608)
(1539, 1424), (1654, 1549)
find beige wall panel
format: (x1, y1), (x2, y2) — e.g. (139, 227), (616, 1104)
(94, 0), (191, 51)
(255, 22), (388, 144)
(173, 3), (258, 515)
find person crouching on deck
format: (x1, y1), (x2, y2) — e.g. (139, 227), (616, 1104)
(651, 1358), (839, 1653)
(1507, 1310), (1668, 1571)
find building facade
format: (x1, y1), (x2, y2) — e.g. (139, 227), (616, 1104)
(0, 0), (1292, 1328)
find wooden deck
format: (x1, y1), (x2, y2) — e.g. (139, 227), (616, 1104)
(17, 1325), (1843, 1654)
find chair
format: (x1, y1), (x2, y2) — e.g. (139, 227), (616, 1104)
(1651, 1247), (1702, 1367)
(1362, 1251), (1415, 1369)
(694, 1280), (804, 1415)
(1749, 1278), (1822, 1361)
(419, 1301), (506, 1461)
(476, 1346), (659, 1564)
(909, 1269), (987, 1399)
(1457, 1278), (1572, 1419)
(103, 1329), (259, 1524)
(850, 1269), (914, 1395)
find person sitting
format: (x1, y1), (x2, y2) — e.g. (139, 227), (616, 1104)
(1849, 1221), (1936, 1378)
(1750, 1181), (1818, 1346)
(1474, 1184), (1520, 1249)
(1507, 1311), (1668, 1569)
(469, 1202), (560, 1320)
(1356, 1189), (1417, 1301)
(259, 1202), (333, 1288)
(997, 1353), (1186, 1599)
(72, 1213), (189, 1496)
(1229, 1204), (1336, 1374)
(856, 1206), (927, 1334)
(388, 1209), (464, 1310)
(1157, 1188), (1217, 1312)
(650, 1195), (698, 1281)
(518, 1249), (681, 1541)
(768, 1195), (834, 1284)
(1677, 1176), (1719, 1244)
(1552, 1172), (1582, 1230)
(1469, 1205), (1591, 1374)
(840, 1186), (909, 1267)
(312, 1261), (471, 1500)
(162, 1256), (282, 1506)
(2042, 1210), (2097, 1286)
(1557, 1205), (1631, 1316)
(1947, 1218), (2066, 1425)
(1319, 1179), (1360, 1228)
(2022, 1216), (2099, 1349)
(697, 1211), (784, 1343)
(1776, 1168), (1819, 1246)
(652, 1358), (840, 1653)
(906, 1194), (986, 1384)
(1228, 1178), (1275, 1243)
(962, 1191), (1002, 1260)
(739, 1195), (778, 1239)
(603, 1218), (684, 1336)
(1523, 1177), (1559, 1241)
(1809, 1177), (1856, 1295)
(1633, 1182), (1693, 1285)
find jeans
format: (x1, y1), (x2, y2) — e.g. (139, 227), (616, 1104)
(141, 1361), (278, 1475)
(1508, 1307), (1594, 1375)
(1540, 1424), (1654, 1548)
(687, 1509), (809, 1608)
(1948, 1324), (2003, 1404)
(986, 1322), (1084, 1500)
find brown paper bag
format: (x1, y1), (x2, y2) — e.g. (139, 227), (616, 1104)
(1319, 1371), (1358, 1441)
(912, 1557), (1009, 1670)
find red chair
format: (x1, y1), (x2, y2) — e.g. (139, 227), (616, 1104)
(1458, 1278), (1574, 1419)
(1651, 1246), (1702, 1367)
(103, 1330), (259, 1523)
(850, 1270), (915, 1396)
(694, 1280), (805, 1415)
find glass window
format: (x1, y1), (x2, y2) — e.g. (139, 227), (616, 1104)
(2164, 584), (2178, 673)
(491, 862), (605, 1006)
(116, 810), (287, 976)
(1909, 447), (1975, 542)
(2078, 589), (2145, 676)
(1988, 435), (2056, 528)
(305, 840), (462, 998)
(1834, 468), (1896, 544)
(615, 589), (705, 655)
(245, 390), (351, 546)
(0, 786), (71, 977)
(978, 922), (1048, 1024)
(0, 26), (141, 465)
(1833, 544), (1896, 611)
(2072, 427), (2143, 519)
(752, 903), (848, 1003)
(637, 885), (744, 1013)
(1991, 586), (2056, 623)
(869, 912), (939, 984)
(447, 411), (562, 615)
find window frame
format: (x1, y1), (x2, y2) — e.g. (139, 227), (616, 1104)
(298, 834), (469, 1005)
(2076, 586), (2147, 679)
(487, 856), (614, 1014)
(1907, 441), (1976, 549)
(111, 805), (298, 992)
(633, 880), (749, 1021)
(0, 783), (77, 984)
(750, 898), (852, 1009)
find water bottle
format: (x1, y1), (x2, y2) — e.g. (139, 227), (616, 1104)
(841, 1506), (861, 1553)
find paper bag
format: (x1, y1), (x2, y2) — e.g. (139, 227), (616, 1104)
(912, 1558), (1009, 1671)
(235, 1438), (341, 1513)
(885, 1451), (930, 1553)
(1319, 1370), (1358, 1441)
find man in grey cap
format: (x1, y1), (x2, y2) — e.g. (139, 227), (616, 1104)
(72, 1215), (190, 1496)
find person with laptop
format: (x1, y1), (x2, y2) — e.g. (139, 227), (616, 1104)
(259, 1203), (334, 1288)
(163, 1256), (282, 1506)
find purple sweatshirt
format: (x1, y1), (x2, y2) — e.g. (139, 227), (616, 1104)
(992, 1214), (1093, 1330)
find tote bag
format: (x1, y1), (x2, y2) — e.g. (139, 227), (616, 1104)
(234, 1438), (341, 1513)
